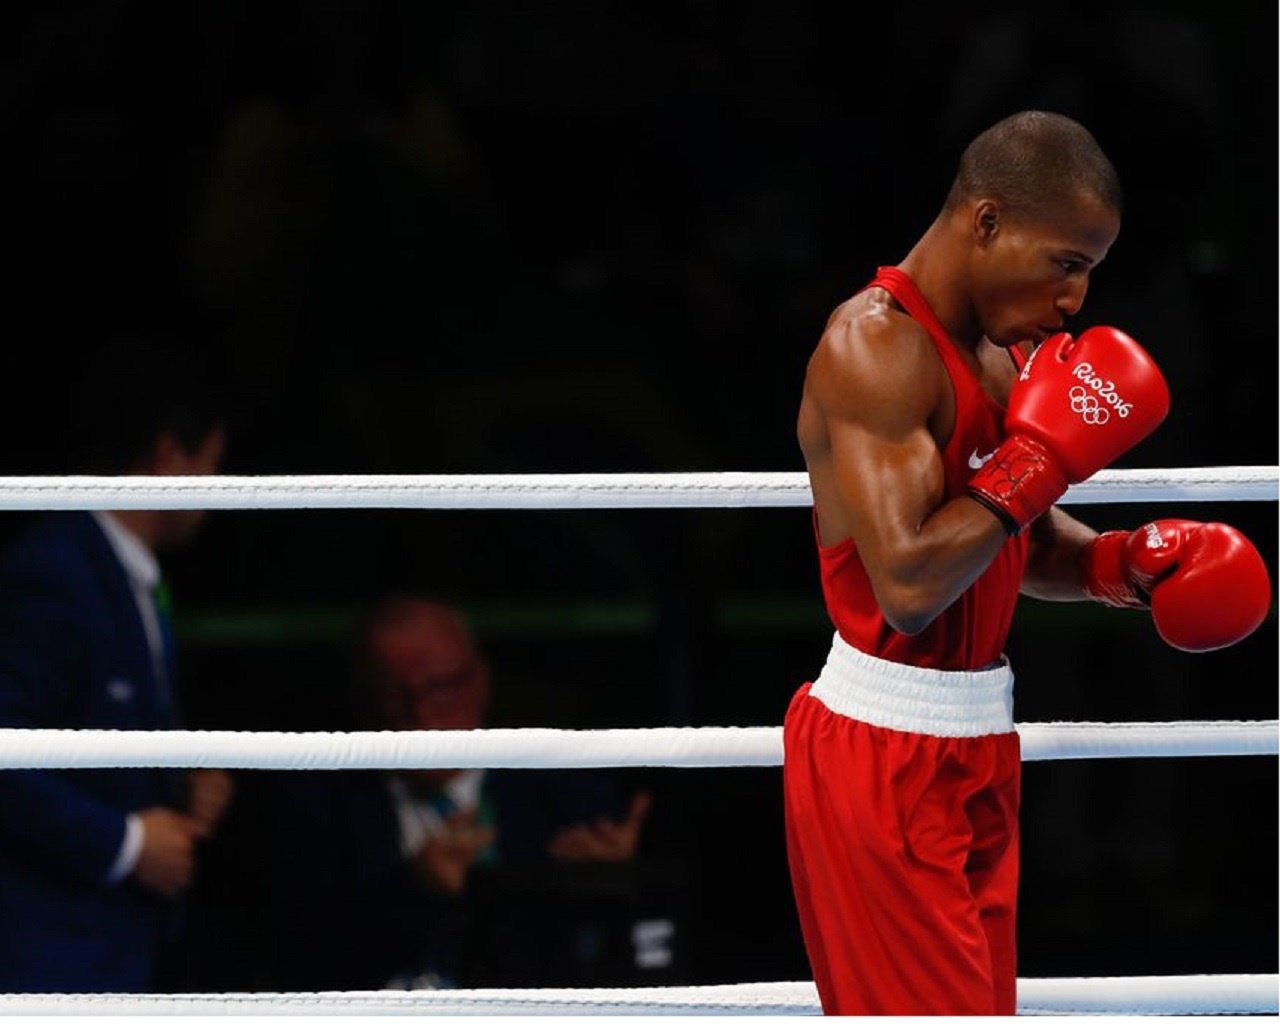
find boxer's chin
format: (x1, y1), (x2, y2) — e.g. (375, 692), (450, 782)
(989, 328), (1034, 350)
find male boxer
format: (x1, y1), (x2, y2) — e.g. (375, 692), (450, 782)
(783, 110), (1270, 1016)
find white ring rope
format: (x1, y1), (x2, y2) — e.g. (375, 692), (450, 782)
(0, 721), (1272, 769)
(0, 465), (1271, 509)
(0, 975), (1274, 1015)
(0, 467), (1269, 1017)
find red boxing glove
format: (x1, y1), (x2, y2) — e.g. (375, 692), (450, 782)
(967, 328), (1171, 535)
(1082, 519), (1273, 651)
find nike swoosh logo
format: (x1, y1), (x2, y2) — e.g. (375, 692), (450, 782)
(968, 448), (996, 470)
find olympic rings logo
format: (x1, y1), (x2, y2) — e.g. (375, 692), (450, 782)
(1073, 362), (1134, 418)
(1069, 385), (1111, 425)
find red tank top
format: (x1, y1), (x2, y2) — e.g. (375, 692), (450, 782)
(815, 266), (1029, 671)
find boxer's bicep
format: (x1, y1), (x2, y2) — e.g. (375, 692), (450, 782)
(811, 316), (950, 610)
(826, 418), (947, 577)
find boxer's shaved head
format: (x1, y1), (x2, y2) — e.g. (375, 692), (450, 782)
(943, 110), (1122, 221)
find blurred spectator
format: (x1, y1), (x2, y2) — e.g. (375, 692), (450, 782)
(190, 596), (662, 991)
(354, 597), (664, 989)
(352, 596), (653, 865)
(0, 336), (233, 991)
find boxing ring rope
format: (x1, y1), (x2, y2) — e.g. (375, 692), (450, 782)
(0, 464), (1270, 509)
(0, 463), (1274, 1016)
(0, 720), (1274, 769)
(1, 975), (1276, 1015)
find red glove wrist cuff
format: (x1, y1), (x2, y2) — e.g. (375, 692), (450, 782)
(1081, 530), (1149, 609)
(965, 435), (1069, 536)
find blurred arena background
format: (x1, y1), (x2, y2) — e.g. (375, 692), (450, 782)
(0, 1), (1274, 992)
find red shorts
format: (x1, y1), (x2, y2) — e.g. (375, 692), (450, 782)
(782, 637), (1021, 1015)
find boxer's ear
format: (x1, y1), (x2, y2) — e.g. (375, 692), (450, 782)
(973, 199), (1000, 245)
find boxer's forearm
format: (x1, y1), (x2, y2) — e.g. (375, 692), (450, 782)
(1020, 506), (1098, 602)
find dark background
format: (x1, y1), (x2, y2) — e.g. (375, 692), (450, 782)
(0, 0), (1276, 991)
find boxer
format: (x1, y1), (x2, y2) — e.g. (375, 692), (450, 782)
(783, 110), (1270, 1017)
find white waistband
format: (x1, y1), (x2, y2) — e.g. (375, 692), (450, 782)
(808, 631), (1015, 737)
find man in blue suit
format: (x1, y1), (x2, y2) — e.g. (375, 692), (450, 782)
(0, 343), (233, 991)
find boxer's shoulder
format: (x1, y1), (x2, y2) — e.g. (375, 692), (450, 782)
(808, 291), (942, 421)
